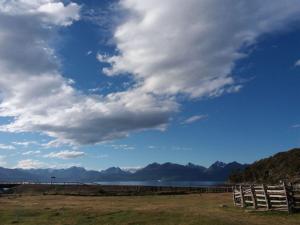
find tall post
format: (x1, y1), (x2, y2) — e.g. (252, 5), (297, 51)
(240, 185), (245, 208)
(250, 185), (257, 209)
(283, 181), (291, 213)
(232, 186), (236, 206)
(290, 182), (295, 213)
(262, 184), (270, 210)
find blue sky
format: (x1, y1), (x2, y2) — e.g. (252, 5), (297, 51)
(0, 0), (300, 170)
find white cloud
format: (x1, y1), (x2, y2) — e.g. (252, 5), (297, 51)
(110, 144), (135, 151)
(37, 2), (80, 26)
(182, 115), (208, 125)
(96, 53), (111, 63)
(0, 1), (176, 146)
(88, 87), (101, 93)
(13, 141), (40, 147)
(294, 59), (300, 67)
(102, 0), (300, 99)
(0, 155), (7, 167)
(45, 150), (85, 159)
(292, 124), (300, 128)
(16, 159), (47, 169)
(0, 1), (300, 147)
(0, 144), (16, 150)
(121, 166), (142, 173)
(22, 150), (41, 155)
(15, 158), (81, 169)
(0, 0), (80, 26)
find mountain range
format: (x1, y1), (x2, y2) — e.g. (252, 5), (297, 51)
(0, 161), (246, 183)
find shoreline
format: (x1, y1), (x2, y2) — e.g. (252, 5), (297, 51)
(1, 183), (233, 196)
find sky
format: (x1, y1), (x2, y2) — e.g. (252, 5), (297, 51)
(0, 0), (300, 171)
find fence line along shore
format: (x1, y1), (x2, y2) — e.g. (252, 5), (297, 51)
(233, 182), (300, 213)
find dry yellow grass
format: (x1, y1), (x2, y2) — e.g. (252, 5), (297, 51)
(0, 193), (299, 225)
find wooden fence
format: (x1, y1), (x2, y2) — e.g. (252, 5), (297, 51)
(233, 182), (300, 213)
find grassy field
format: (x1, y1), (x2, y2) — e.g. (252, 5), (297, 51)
(0, 193), (300, 225)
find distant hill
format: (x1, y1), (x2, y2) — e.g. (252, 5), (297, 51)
(206, 161), (246, 181)
(0, 167), (38, 181)
(0, 161), (246, 183)
(229, 148), (300, 183)
(131, 162), (207, 181)
(131, 161), (247, 181)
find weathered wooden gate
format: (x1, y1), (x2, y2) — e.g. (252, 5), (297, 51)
(233, 182), (300, 213)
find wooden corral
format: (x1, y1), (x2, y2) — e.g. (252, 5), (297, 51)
(233, 182), (300, 213)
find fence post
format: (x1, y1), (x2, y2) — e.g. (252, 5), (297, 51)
(283, 181), (291, 213)
(240, 185), (245, 208)
(290, 183), (295, 213)
(262, 184), (270, 210)
(232, 186), (236, 206)
(250, 185), (257, 209)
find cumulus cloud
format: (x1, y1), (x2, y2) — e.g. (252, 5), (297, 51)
(45, 150), (85, 159)
(15, 158), (81, 169)
(182, 115), (208, 125)
(0, 0), (176, 146)
(36, 2), (80, 26)
(101, 0), (300, 99)
(0, 0), (80, 26)
(0, 0), (300, 146)
(16, 159), (47, 169)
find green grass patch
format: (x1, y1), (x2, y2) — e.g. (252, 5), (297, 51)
(1, 194), (300, 225)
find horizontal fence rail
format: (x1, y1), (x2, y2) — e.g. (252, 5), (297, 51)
(233, 182), (300, 213)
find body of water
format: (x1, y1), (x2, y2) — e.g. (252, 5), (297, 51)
(94, 181), (225, 187)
